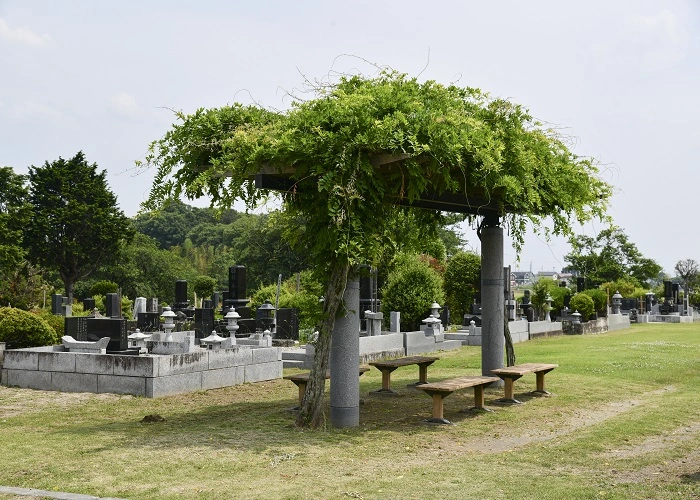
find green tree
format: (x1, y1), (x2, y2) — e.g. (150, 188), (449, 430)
(24, 152), (134, 303)
(565, 227), (661, 288)
(381, 253), (445, 331)
(192, 275), (217, 304)
(0, 167), (30, 277)
(96, 233), (196, 303)
(443, 251), (481, 320)
(569, 293), (595, 319)
(141, 71), (611, 427)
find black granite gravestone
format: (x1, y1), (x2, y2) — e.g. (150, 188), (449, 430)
(65, 316), (89, 340)
(194, 308), (215, 340)
(577, 277), (585, 293)
(105, 293), (121, 318)
(275, 308), (299, 340)
(51, 294), (64, 315)
(86, 318), (127, 352)
(137, 312), (161, 332)
(82, 297), (95, 311)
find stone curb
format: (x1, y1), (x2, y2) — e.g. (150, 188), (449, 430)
(0, 486), (126, 500)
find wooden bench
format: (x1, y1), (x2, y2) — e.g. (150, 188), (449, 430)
(368, 355), (440, 395)
(284, 366), (370, 409)
(491, 362), (558, 404)
(418, 376), (501, 424)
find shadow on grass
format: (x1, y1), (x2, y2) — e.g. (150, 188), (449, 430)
(39, 381), (511, 453)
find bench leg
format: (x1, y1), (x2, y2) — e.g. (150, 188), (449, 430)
(425, 392), (452, 424)
(370, 368), (399, 395)
(297, 381), (307, 407)
(495, 376), (523, 404)
(531, 371), (551, 395)
(460, 384), (494, 413)
(418, 363), (429, 384)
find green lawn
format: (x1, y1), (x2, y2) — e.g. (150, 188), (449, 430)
(1, 323), (698, 499)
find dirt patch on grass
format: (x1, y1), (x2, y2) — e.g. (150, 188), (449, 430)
(609, 447), (700, 485)
(438, 386), (678, 455)
(600, 421), (700, 459)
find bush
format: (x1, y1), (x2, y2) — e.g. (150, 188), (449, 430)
(381, 253), (444, 331)
(90, 280), (118, 297)
(33, 309), (65, 338)
(599, 280), (637, 298)
(0, 307), (59, 348)
(569, 293), (595, 320)
(443, 251), (480, 321)
(582, 288), (607, 316)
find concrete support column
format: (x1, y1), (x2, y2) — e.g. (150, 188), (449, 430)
(330, 277), (360, 428)
(481, 223), (504, 383)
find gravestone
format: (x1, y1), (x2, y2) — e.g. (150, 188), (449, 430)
(172, 280), (189, 314)
(194, 308), (215, 340)
(146, 297), (159, 313)
(212, 291), (220, 310)
(132, 297), (147, 320)
(577, 277), (585, 293)
(82, 297), (95, 311)
(672, 283), (680, 304)
(65, 316), (89, 341)
(105, 293), (121, 318)
(663, 280), (673, 300)
(51, 294), (64, 315)
(86, 318), (128, 352)
(221, 266), (249, 315)
(439, 305), (450, 327)
(202, 299), (213, 309)
(275, 308), (299, 340)
(137, 312), (161, 332)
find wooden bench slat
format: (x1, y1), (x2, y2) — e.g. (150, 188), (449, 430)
(369, 355), (439, 369)
(419, 376), (500, 393)
(491, 363), (558, 377)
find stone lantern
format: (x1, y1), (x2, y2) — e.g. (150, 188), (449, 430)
(571, 310), (582, 325)
(127, 328), (150, 353)
(258, 300), (276, 335)
(612, 291), (623, 315)
(224, 309), (240, 345)
(544, 294), (553, 322)
(422, 314), (441, 335)
(160, 307), (176, 342)
(200, 330), (226, 350)
(430, 302), (441, 319)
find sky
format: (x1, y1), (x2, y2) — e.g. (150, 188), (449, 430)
(1, 0), (699, 276)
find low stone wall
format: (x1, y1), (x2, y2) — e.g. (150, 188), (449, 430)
(608, 313), (631, 331)
(1, 345), (282, 397)
(528, 321), (563, 339)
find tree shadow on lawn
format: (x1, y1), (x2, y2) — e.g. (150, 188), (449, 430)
(44, 383), (519, 453)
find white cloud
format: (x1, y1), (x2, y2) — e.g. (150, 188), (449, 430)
(629, 9), (689, 68)
(0, 16), (53, 48)
(109, 92), (142, 118)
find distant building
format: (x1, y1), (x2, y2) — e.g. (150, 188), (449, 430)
(536, 271), (574, 286)
(511, 271), (535, 285)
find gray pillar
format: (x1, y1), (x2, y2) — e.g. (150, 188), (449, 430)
(481, 224), (505, 383)
(330, 277), (360, 428)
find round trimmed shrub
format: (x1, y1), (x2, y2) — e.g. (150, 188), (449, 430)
(90, 280), (118, 297)
(0, 307), (59, 348)
(569, 293), (595, 320)
(382, 253), (444, 331)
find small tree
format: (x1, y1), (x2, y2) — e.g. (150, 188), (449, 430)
(24, 152), (134, 304)
(0, 307), (58, 348)
(192, 275), (217, 305)
(443, 251), (480, 321)
(382, 253), (444, 331)
(569, 293), (595, 320)
(674, 259), (699, 295)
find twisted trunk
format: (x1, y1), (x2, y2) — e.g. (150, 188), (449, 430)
(296, 260), (350, 428)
